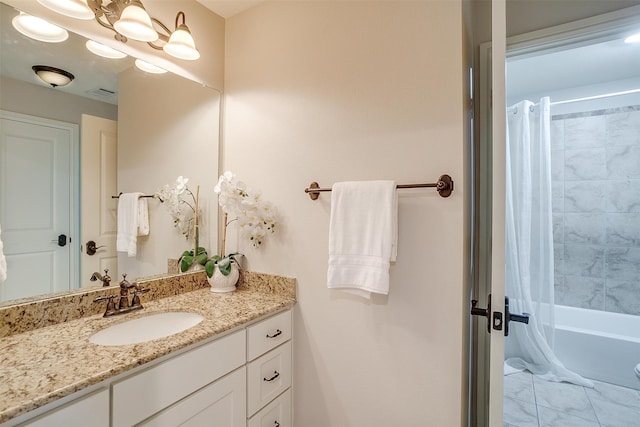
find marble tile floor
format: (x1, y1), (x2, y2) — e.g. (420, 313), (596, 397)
(504, 371), (640, 427)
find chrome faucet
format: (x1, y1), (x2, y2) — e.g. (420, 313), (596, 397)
(90, 269), (111, 287)
(93, 273), (149, 317)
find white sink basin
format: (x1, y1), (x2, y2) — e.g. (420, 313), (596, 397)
(90, 312), (204, 346)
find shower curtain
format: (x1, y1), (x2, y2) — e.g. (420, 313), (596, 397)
(504, 97), (593, 387)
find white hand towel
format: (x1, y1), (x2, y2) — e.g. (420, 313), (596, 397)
(116, 192), (144, 257)
(137, 197), (149, 236)
(0, 223), (6, 284)
(327, 180), (398, 298)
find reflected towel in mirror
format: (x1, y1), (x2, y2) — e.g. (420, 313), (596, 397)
(116, 192), (149, 257)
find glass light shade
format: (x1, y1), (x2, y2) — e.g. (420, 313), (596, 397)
(37, 0), (94, 20)
(86, 40), (127, 59)
(11, 13), (68, 43)
(134, 59), (167, 74)
(113, 4), (158, 42)
(163, 26), (200, 60)
(33, 66), (74, 87)
(624, 33), (640, 44)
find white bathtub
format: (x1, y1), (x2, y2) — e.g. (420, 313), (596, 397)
(552, 305), (640, 390)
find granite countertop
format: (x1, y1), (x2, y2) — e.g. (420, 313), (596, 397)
(0, 271), (296, 423)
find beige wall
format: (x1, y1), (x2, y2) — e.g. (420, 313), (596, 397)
(0, 76), (117, 123)
(224, 1), (470, 425)
(117, 69), (220, 279)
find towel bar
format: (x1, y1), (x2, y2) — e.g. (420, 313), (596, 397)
(304, 174), (454, 200)
(111, 192), (155, 199)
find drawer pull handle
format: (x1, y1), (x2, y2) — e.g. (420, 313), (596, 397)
(264, 371), (280, 382)
(266, 329), (282, 339)
(274, 422), (280, 427)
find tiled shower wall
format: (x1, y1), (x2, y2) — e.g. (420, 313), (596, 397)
(552, 105), (640, 315)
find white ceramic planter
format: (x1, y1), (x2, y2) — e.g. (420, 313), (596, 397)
(208, 263), (239, 293)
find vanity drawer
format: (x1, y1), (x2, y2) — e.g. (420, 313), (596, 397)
(112, 329), (245, 426)
(248, 389), (292, 427)
(247, 310), (292, 361)
(247, 341), (292, 416)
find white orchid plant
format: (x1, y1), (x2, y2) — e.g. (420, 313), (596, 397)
(210, 171), (277, 276)
(155, 176), (206, 272)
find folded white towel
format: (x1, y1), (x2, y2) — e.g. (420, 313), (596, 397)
(116, 192), (147, 257)
(137, 197), (149, 236)
(0, 223), (6, 284)
(327, 181), (398, 298)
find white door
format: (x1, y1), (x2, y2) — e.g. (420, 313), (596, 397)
(0, 111), (76, 301)
(80, 114), (117, 285)
(488, 0), (507, 424)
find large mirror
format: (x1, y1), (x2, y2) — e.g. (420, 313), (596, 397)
(0, 1), (220, 304)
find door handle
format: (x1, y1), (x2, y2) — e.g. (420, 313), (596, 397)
(472, 294), (530, 336)
(471, 295), (492, 333)
(86, 240), (105, 256)
(50, 234), (67, 247)
(504, 296), (529, 337)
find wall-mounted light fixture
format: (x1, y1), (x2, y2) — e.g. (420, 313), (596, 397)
(32, 65), (75, 87)
(37, 0), (200, 60)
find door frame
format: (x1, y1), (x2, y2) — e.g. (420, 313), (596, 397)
(0, 109), (80, 291)
(473, 4), (640, 426)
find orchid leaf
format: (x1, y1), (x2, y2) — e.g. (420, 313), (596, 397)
(219, 260), (232, 276)
(205, 260), (215, 278)
(180, 255), (194, 272)
(195, 252), (208, 265)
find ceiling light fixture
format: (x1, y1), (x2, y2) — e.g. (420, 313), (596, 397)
(11, 12), (68, 43)
(624, 32), (640, 43)
(32, 65), (75, 87)
(38, 0), (200, 60)
(86, 39), (127, 59)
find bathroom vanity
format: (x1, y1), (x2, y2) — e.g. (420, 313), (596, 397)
(0, 271), (295, 426)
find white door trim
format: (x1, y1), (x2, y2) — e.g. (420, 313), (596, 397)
(0, 109), (80, 291)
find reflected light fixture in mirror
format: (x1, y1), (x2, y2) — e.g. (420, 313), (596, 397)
(625, 32), (640, 43)
(11, 12), (68, 43)
(38, 0), (200, 60)
(86, 39), (128, 59)
(32, 65), (75, 87)
(135, 59), (167, 74)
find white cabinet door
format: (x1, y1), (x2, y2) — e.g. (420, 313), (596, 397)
(18, 388), (108, 427)
(112, 330), (245, 426)
(141, 368), (246, 427)
(248, 389), (291, 427)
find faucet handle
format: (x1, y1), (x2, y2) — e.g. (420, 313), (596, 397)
(94, 295), (117, 317)
(131, 288), (149, 308)
(102, 269), (111, 287)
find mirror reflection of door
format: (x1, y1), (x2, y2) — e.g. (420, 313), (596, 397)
(0, 111), (76, 301)
(80, 114), (117, 285)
